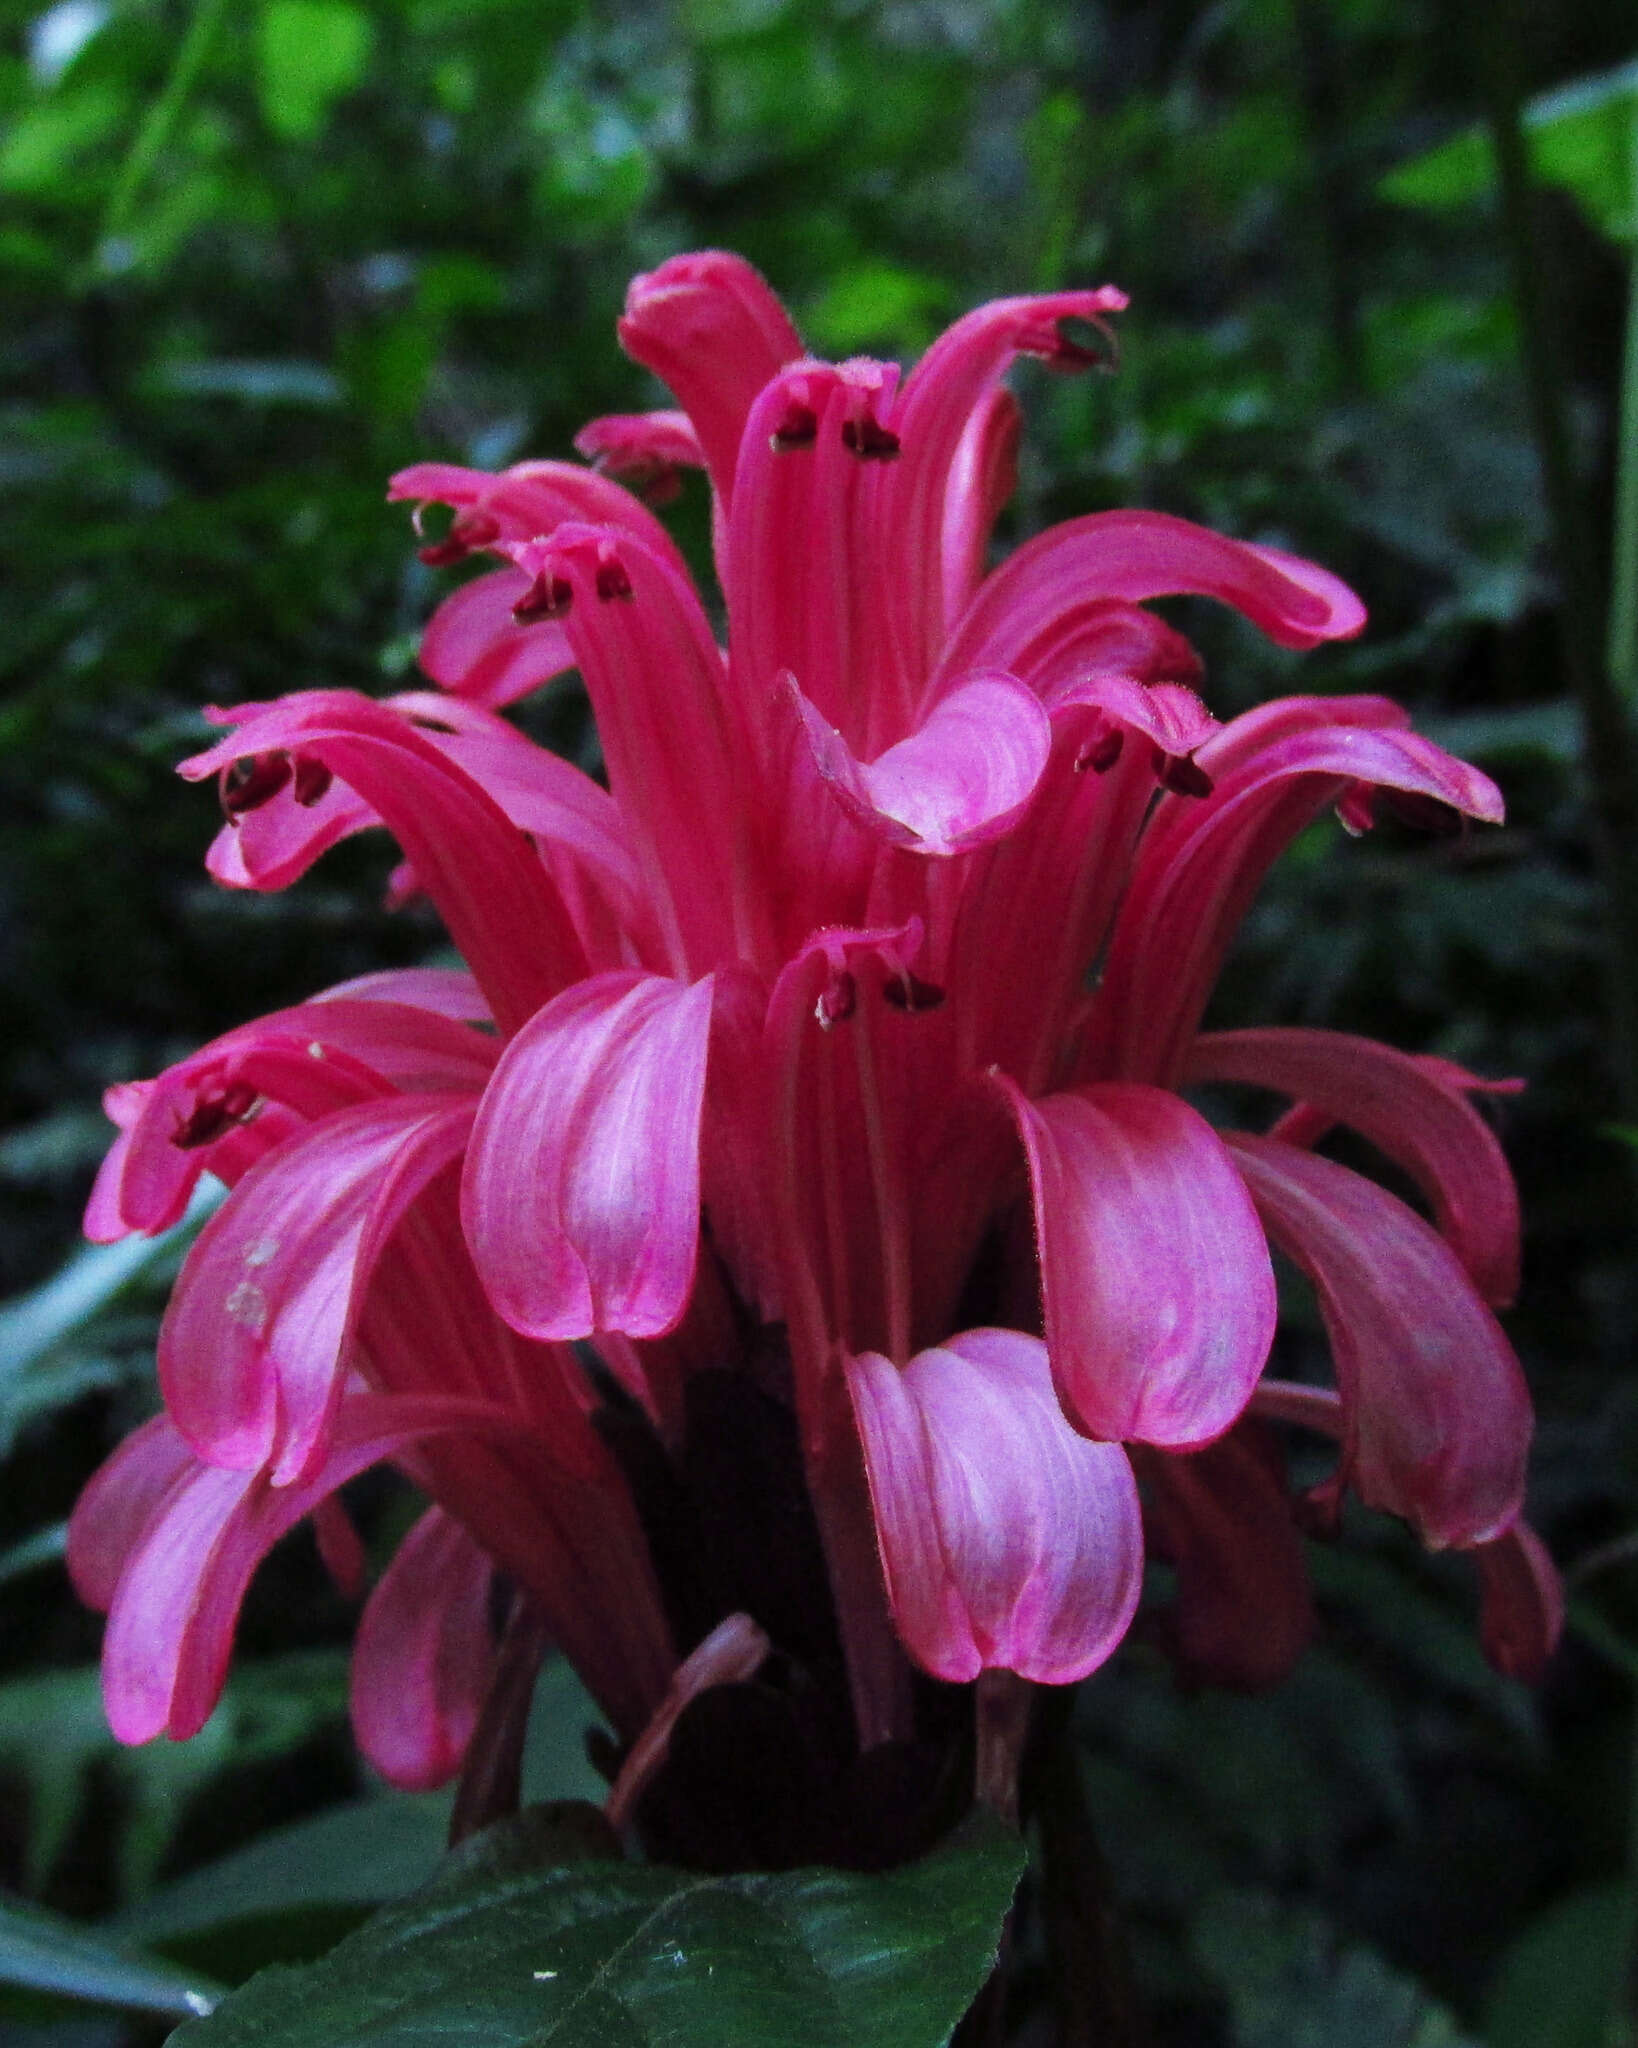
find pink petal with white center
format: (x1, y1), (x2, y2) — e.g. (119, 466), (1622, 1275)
(616, 251), (804, 509)
(1188, 1028), (1521, 1307)
(945, 510), (1366, 677)
(1133, 1425), (1312, 1690)
(161, 1096), (475, 1483)
(463, 971), (715, 1341)
(97, 1391), (518, 1743)
(846, 1328), (1143, 1683)
(787, 670), (1052, 856)
(67, 1414), (196, 1613)
(183, 691), (585, 1036)
(1088, 707), (1506, 1087)
(1473, 1521), (1563, 1682)
(1226, 1133), (1531, 1548)
(418, 568), (574, 707)
(351, 1505), (496, 1790)
(996, 1078), (1276, 1447)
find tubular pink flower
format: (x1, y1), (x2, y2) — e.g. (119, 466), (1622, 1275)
(73, 252), (1547, 1805)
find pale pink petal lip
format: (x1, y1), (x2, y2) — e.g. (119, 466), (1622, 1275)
(1227, 1131), (1531, 1549)
(846, 1329), (1143, 1684)
(788, 670), (1052, 857)
(463, 971), (716, 1341)
(997, 1077), (1277, 1448)
(351, 1505), (495, 1791)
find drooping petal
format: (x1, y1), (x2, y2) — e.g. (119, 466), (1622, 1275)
(787, 670), (1052, 856)
(573, 409), (704, 505)
(1086, 705), (1505, 1086)
(1473, 1521), (1563, 1682)
(615, 251), (804, 509)
(183, 691), (586, 1036)
(161, 1096), (475, 1483)
(418, 567), (574, 707)
(1188, 1028), (1521, 1307)
(388, 456), (686, 574)
(67, 1414), (196, 1613)
(463, 971), (715, 1341)
(315, 968), (491, 1022)
(350, 1505), (496, 1791)
(846, 1329), (1143, 1684)
(940, 385), (1021, 626)
(97, 1391), (520, 1743)
(996, 1077), (1276, 1446)
(1226, 1133), (1531, 1548)
(945, 510), (1366, 677)
(1133, 1424), (1313, 1690)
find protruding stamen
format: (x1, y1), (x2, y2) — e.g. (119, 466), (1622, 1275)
(416, 508), (501, 567)
(1153, 748), (1214, 799)
(511, 571), (574, 622)
(171, 1078), (260, 1150)
(291, 755), (333, 807)
(220, 752), (292, 818)
(594, 556), (634, 602)
(1028, 313), (1120, 374)
(1075, 726), (1125, 775)
(815, 970), (858, 1029)
(883, 971), (945, 1014)
(771, 401), (819, 451)
(840, 414), (901, 461)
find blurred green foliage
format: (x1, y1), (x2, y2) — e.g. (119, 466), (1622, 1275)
(3, 0), (1638, 2042)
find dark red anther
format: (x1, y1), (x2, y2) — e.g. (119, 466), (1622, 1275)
(221, 751), (293, 819)
(512, 572), (574, 622)
(1153, 748), (1214, 799)
(883, 971), (946, 1014)
(770, 402), (819, 452)
(416, 509), (501, 567)
(840, 414), (901, 461)
(1075, 727), (1125, 775)
(291, 755), (333, 807)
(594, 557), (634, 602)
(1041, 314), (1119, 374)
(815, 971), (858, 1029)
(171, 1078), (260, 1150)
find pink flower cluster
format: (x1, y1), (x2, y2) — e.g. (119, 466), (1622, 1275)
(71, 254), (1559, 1795)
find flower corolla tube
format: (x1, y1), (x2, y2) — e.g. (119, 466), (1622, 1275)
(72, 253), (1560, 1864)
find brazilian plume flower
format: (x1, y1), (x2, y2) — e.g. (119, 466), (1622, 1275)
(71, 254), (1558, 1830)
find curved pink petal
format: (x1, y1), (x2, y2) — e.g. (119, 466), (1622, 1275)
(945, 510), (1366, 677)
(419, 567), (574, 706)
(1189, 1028), (1520, 1307)
(67, 1414), (196, 1613)
(1473, 1521), (1563, 1682)
(388, 456), (685, 572)
(98, 1391), (520, 1743)
(351, 1505), (495, 1791)
(846, 1328), (1143, 1683)
(463, 971), (715, 1341)
(1088, 708), (1506, 1086)
(888, 287), (1128, 676)
(616, 251), (804, 508)
(942, 596), (1203, 717)
(574, 409), (704, 506)
(95, 999), (494, 1240)
(939, 386), (1021, 625)
(1134, 1425), (1312, 1690)
(1226, 1133), (1531, 1548)
(996, 1077), (1276, 1447)
(161, 1097), (475, 1483)
(788, 670), (1052, 856)
(183, 691), (586, 1036)
(315, 968), (491, 1022)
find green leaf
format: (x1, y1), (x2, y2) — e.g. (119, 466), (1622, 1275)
(0, 1895), (223, 2020)
(1482, 1883), (1628, 2048)
(0, 80), (128, 194)
(256, 0), (374, 142)
(1380, 58), (1638, 244)
(806, 263), (949, 354)
(170, 1811), (1025, 2048)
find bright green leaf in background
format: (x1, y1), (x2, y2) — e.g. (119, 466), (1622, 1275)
(256, 0), (374, 142)
(1381, 57), (1638, 245)
(174, 1809), (1025, 2048)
